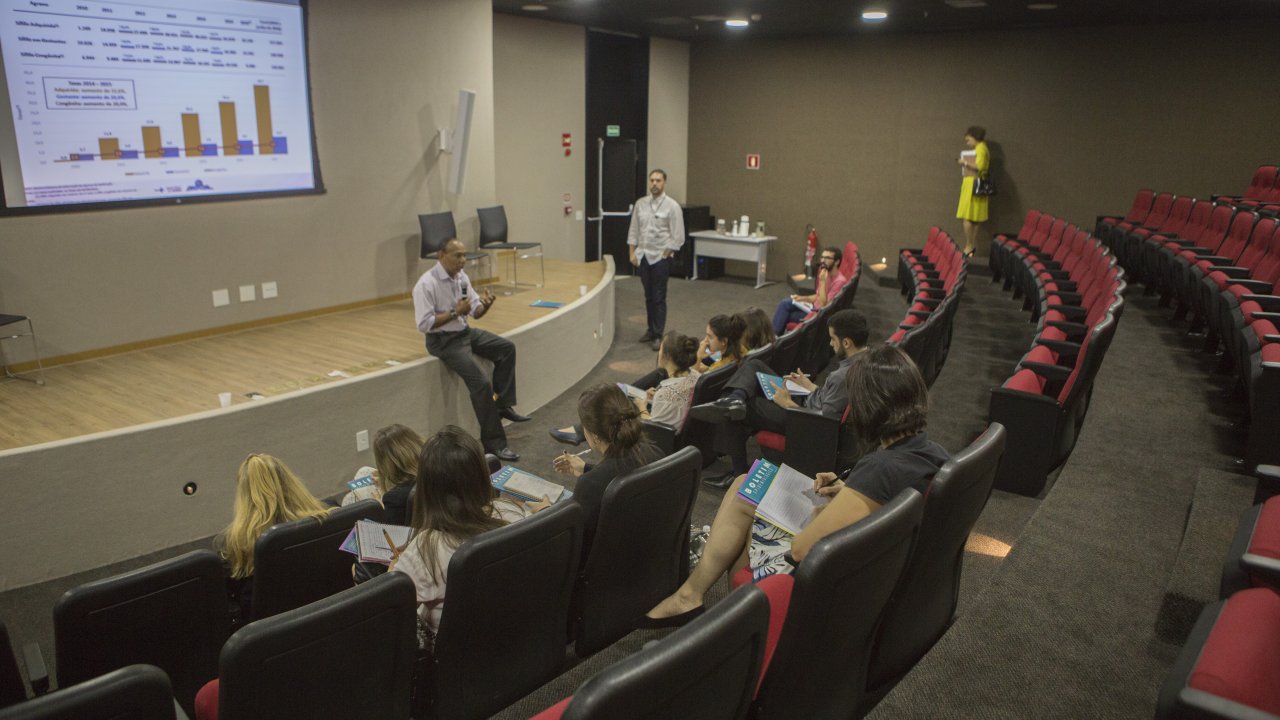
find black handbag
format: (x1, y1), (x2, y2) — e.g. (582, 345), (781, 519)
(973, 174), (997, 197)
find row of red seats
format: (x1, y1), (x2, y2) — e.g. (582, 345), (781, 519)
(894, 227), (968, 387)
(986, 210), (1126, 497)
(1099, 184), (1280, 473)
(1157, 465), (1280, 720)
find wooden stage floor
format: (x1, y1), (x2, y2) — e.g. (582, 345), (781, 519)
(0, 260), (606, 451)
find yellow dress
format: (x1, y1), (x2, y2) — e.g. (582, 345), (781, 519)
(956, 141), (990, 223)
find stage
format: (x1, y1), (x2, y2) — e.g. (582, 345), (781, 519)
(0, 258), (615, 590)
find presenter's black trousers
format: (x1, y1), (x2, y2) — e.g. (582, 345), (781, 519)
(639, 256), (671, 338)
(425, 327), (517, 451)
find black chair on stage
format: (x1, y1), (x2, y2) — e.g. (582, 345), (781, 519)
(572, 447), (702, 657)
(417, 500), (584, 720)
(250, 499), (382, 621)
(53, 550), (228, 717)
(214, 573), (417, 720)
(0, 314), (45, 385)
(418, 211), (489, 274)
(478, 205), (544, 288)
(0, 665), (180, 720)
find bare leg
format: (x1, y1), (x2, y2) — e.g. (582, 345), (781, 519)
(646, 474), (756, 619)
(962, 220), (978, 255)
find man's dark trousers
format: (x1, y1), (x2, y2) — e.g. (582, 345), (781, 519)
(425, 327), (516, 452)
(639, 256), (671, 338)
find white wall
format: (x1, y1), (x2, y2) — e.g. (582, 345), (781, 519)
(493, 15), (587, 261)
(647, 38), (690, 204)
(0, 0), (497, 363)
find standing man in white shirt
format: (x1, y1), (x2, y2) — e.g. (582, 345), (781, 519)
(627, 169), (685, 351)
(413, 238), (529, 462)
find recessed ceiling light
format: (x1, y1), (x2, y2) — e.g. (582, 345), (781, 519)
(1027, 2), (1057, 8)
(521, 3), (548, 11)
(725, 18), (750, 28)
(862, 9), (889, 21)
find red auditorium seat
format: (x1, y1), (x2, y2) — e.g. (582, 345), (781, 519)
(1156, 587), (1280, 720)
(1220, 496), (1280, 596)
(1096, 188), (1154, 248)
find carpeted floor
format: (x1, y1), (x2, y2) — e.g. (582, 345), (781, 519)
(0, 261), (1235, 719)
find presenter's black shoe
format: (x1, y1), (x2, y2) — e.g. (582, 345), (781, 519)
(499, 407), (532, 423)
(701, 470), (738, 490)
(638, 331), (657, 343)
(688, 398), (747, 424)
(549, 428), (585, 446)
(491, 447), (520, 462)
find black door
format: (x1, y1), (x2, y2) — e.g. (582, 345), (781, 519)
(585, 30), (648, 265)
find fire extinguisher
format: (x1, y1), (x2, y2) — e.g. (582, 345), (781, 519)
(804, 224), (818, 278)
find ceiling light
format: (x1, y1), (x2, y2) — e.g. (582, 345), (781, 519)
(725, 18), (750, 28)
(861, 10), (889, 21)
(1027, 2), (1057, 8)
(521, 4), (548, 10)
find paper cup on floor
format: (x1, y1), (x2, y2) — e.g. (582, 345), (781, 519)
(218, 392), (232, 408)
(579, 284), (588, 296)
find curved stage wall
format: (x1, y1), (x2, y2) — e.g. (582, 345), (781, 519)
(0, 259), (616, 591)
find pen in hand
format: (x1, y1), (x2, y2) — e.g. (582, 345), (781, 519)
(382, 529), (405, 563)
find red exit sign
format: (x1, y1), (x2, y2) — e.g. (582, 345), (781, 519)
(746, 154), (761, 170)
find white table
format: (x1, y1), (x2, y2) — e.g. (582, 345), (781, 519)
(688, 230), (777, 289)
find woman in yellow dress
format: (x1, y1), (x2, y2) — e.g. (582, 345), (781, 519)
(956, 125), (990, 257)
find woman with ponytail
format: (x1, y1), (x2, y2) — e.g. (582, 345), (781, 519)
(552, 384), (663, 553)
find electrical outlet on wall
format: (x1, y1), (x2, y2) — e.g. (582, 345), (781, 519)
(262, 281), (278, 299)
(356, 430), (369, 452)
(239, 285), (256, 302)
(212, 289), (230, 307)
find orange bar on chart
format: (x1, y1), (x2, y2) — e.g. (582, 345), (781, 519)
(181, 113), (201, 157)
(253, 85), (273, 155)
(220, 102), (239, 156)
(141, 126), (162, 158)
(98, 137), (120, 160)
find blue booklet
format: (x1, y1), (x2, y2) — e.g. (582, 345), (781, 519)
(346, 474), (375, 491)
(756, 371), (813, 401)
(529, 299), (564, 308)
(491, 466), (572, 503)
(736, 459), (828, 536)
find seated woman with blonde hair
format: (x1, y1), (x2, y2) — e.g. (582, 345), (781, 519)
(217, 453), (332, 623)
(342, 423), (425, 526)
(641, 344), (950, 627)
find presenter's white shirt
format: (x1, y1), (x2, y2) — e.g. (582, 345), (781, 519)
(413, 262), (480, 334)
(627, 193), (685, 265)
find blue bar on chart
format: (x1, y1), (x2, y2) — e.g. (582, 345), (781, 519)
(119, 150), (139, 159)
(237, 140), (254, 155)
(162, 147), (180, 158)
(271, 136), (288, 154)
(69, 153), (95, 161)
(200, 143), (218, 156)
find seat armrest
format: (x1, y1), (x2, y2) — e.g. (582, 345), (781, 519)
(1206, 265), (1251, 277)
(1045, 304), (1087, 322)
(907, 310), (932, 319)
(1044, 320), (1088, 340)
(915, 297), (941, 308)
(641, 419), (677, 455)
(1033, 338), (1082, 363)
(1241, 295), (1280, 312)
(916, 287), (945, 298)
(1256, 464), (1280, 501)
(175, 700), (193, 720)
(1229, 279), (1274, 294)
(1240, 553), (1280, 593)
(912, 261), (937, 270)
(1040, 269), (1070, 279)
(23, 642), (48, 696)
(918, 270), (940, 279)
(1047, 291), (1083, 305)
(1018, 361), (1072, 383)
(1251, 311), (1280, 322)
(1193, 254), (1233, 264)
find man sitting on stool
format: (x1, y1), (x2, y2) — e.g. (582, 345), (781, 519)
(414, 238), (529, 462)
(771, 246), (848, 335)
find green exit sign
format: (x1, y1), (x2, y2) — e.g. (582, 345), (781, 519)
(606, 125), (620, 137)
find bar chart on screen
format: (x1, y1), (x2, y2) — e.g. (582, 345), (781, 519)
(0, 0), (319, 208)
